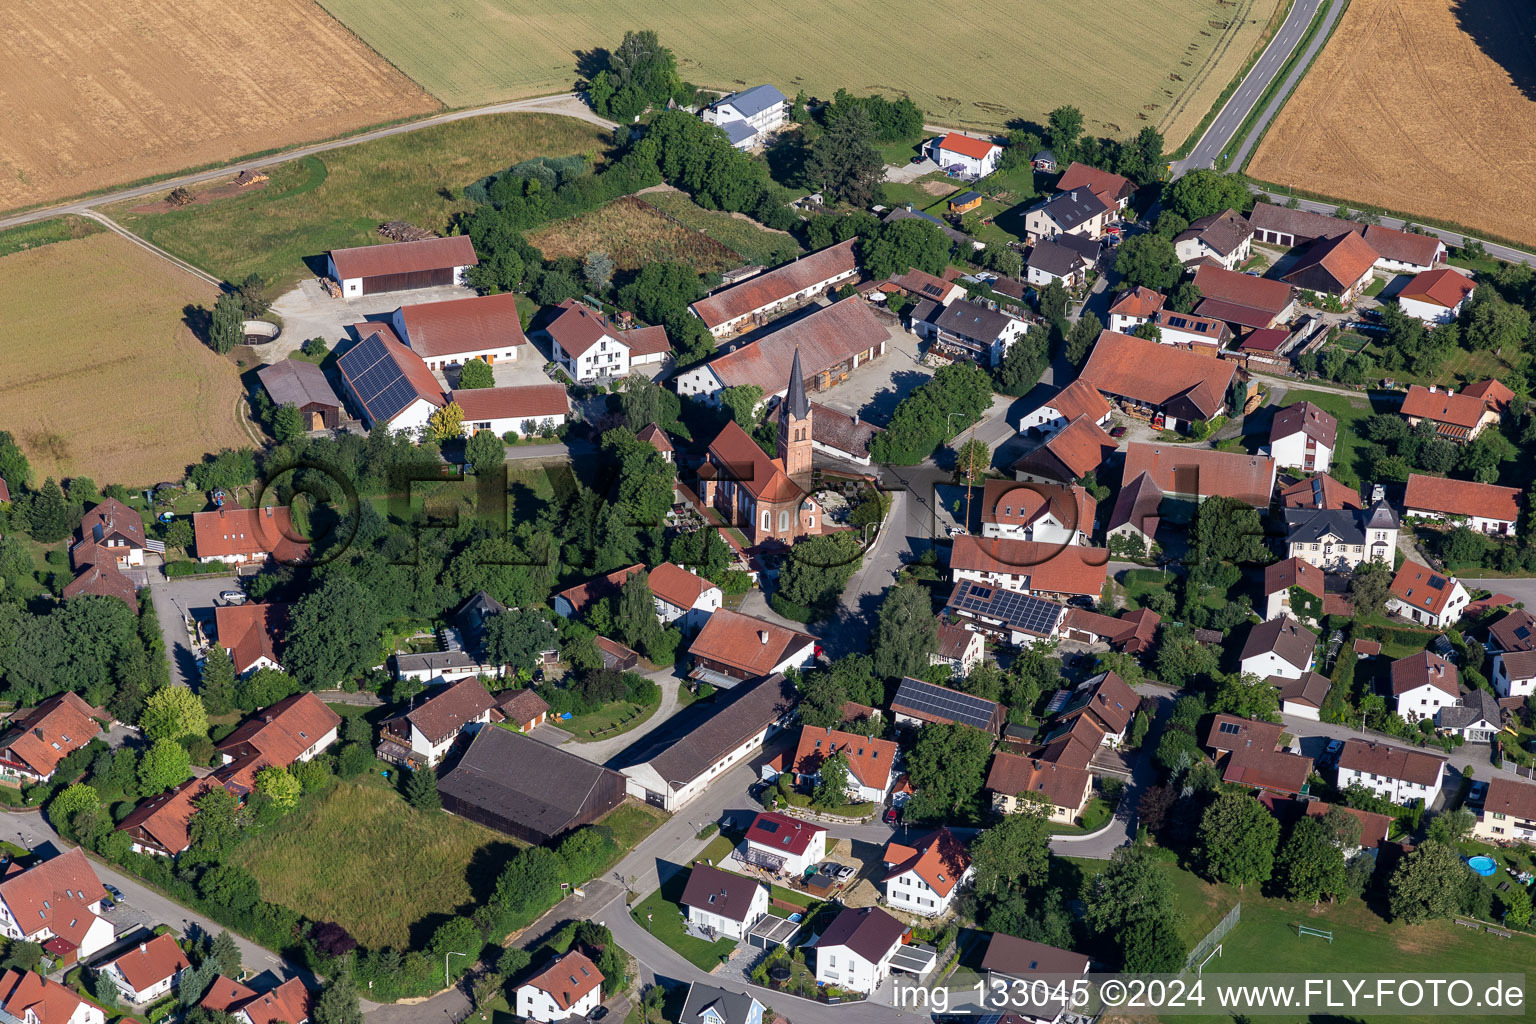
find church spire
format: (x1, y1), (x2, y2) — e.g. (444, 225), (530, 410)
(786, 346), (809, 421)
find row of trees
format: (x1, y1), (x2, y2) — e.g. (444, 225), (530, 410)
(869, 362), (994, 464)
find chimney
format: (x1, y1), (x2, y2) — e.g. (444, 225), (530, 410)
(265, 506), (273, 517)
(1071, 191), (1078, 201)
(759, 630), (769, 645)
(852, 412), (859, 424)
(905, 204), (914, 212)
(139, 942), (147, 954)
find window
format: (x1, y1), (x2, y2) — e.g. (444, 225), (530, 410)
(761, 511), (771, 531)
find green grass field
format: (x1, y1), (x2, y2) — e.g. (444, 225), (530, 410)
(561, 697), (661, 742)
(638, 190), (803, 266)
(105, 113), (609, 290)
(1277, 388), (1373, 487)
(527, 196), (743, 273)
(232, 775), (520, 948)
(0, 216), (104, 259)
(315, 0), (1281, 140)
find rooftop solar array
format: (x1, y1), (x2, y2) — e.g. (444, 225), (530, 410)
(948, 580), (1064, 637)
(337, 332), (425, 423)
(892, 675), (999, 731)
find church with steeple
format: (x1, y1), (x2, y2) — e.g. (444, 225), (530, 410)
(698, 348), (824, 547)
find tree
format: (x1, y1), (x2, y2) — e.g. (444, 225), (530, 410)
(236, 273), (270, 317)
(255, 765), (301, 810)
(406, 766), (441, 811)
(199, 644), (238, 716)
(189, 786), (243, 853)
(860, 218), (951, 281)
(466, 429), (506, 476)
(138, 738), (192, 794)
(1084, 844), (1185, 970)
(0, 431), (32, 491)
(1198, 791), (1279, 888)
(457, 359), (495, 389)
(777, 533), (863, 610)
(271, 403), (306, 443)
(484, 614), (558, 676)
(873, 580), (938, 679)
(1499, 881), (1532, 927)
(992, 328), (1048, 396)
(719, 385), (764, 428)
(971, 801), (1052, 895)
(285, 575), (383, 688)
(904, 722), (993, 820)
(1046, 106), (1084, 160)
(1164, 170), (1250, 221)
(209, 292), (245, 355)
(1425, 807), (1475, 845)
(207, 931), (243, 978)
(583, 250), (615, 294)
(1459, 428), (1516, 483)
(1388, 840), (1467, 923)
(615, 573), (661, 651)
(813, 751), (850, 807)
(1168, 281), (1202, 313)
(1065, 312), (1103, 365)
(47, 783), (99, 834)
(312, 970), (364, 1024)
(26, 478), (70, 543)
(1038, 280), (1068, 324)
(1131, 322), (1162, 342)
(806, 108), (885, 208)
(1461, 292), (1530, 355)
(955, 437), (990, 486)
(1349, 560), (1393, 619)
(1113, 233), (1181, 290)
(1211, 672), (1280, 722)
(1276, 815), (1347, 904)
(140, 686), (208, 742)
(428, 401), (465, 441)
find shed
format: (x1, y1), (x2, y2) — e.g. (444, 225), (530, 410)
(326, 236), (478, 297)
(257, 359), (343, 430)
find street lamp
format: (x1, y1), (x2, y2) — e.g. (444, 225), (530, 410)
(445, 950), (468, 989)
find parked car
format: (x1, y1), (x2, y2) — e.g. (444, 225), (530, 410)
(590, 1007), (609, 1021)
(218, 590), (246, 606)
(910, 155), (924, 164)
(104, 884), (125, 903)
(1109, 426), (1127, 438)
(835, 864), (855, 880)
(101, 900), (116, 913)
(883, 807), (902, 825)
(1324, 739), (1344, 761)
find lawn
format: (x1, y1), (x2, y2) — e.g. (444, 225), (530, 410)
(1118, 567), (1176, 610)
(106, 113), (610, 290)
(231, 775), (521, 948)
(527, 196), (743, 273)
(1044, 796), (1112, 835)
(561, 698), (662, 743)
(0, 231), (250, 486)
(637, 189), (803, 266)
(1277, 388), (1373, 487)
(0, 217), (103, 259)
(596, 801), (670, 850)
(629, 869), (737, 970)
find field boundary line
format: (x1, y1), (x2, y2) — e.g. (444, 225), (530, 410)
(77, 211), (222, 289)
(1157, 0), (1265, 143)
(1169, 0), (1295, 159)
(1227, 0), (1349, 172)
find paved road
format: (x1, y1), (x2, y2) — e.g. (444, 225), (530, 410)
(1462, 579), (1536, 606)
(0, 94), (617, 233)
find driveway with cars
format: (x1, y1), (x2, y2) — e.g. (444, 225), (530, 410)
(147, 573), (244, 688)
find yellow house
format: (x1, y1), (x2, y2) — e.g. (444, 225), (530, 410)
(1473, 777), (1536, 845)
(985, 752), (1092, 825)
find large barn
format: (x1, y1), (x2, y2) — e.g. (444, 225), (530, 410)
(326, 236), (479, 298)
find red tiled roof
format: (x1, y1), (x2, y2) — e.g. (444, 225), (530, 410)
(708, 419), (802, 503)
(1280, 473), (1361, 509)
(1080, 331), (1236, 418)
(1301, 799), (1394, 848)
(1361, 224), (1443, 268)
(342, 323), (447, 423)
(636, 423), (673, 452)
(1399, 267), (1476, 309)
(495, 688), (550, 727)
(882, 828), (970, 896)
(1390, 650), (1458, 698)
(214, 602), (286, 675)
(233, 977), (312, 1024)
(1192, 265), (1294, 315)
(215, 692), (341, 767)
(1483, 777), (1536, 822)
(61, 562), (138, 609)
(451, 384), (570, 422)
(950, 535), (1109, 597)
(689, 610), (815, 677)
(1047, 379), (1113, 422)
(744, 810), (826, 856)
(1240, 327), (1293, 352)
(980, 479), (1096, 537)
(937, 133), (1000, 162)
(1400, 385), (1494, 431)
(1489, 609), (1536, 653)
(1283, 231), (1378, 291)
(329, 236), (477, 281)
(1056, 161), (1134, 207)
(936, 621), (978, 661)
(72, 497), (145, 564)
(1265, 557), (1324, 599)
(109, 934), (190, 993)
(396, 292), (525, 359)
(0, 849), (105, 944)
(1338, 738), (1445, 786)
(625, 323), (672, 356)
(985, 751), (1092, 811)
(691, 240), (858, 329)
(1404, 473), (1519, 524)
(0, 969), (102, 1024)
(1015, 414), (1119, 481)
(703, 298), (887, 393)
(1389, 560), (1463, 617)
(1120, 442), (1275, 507)
(546, 299), (619, 359)
(1107, 286), (1165, 318)
(554, 564), (647, 618)
(648, 563), (718, 611)
(401, 678), (495, 745)
(793, 726), (897, 792)
(193, 506), (307, 562)
(0, 694), (102, 779)
(201, 976), (258, 1014)
(1461, 378), (1514, 411)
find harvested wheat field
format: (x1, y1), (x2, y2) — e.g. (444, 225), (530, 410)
(1249, 0), (1536, 246)
(529, 197), (742, 272)
(0, 0), (439, 211)
(0, 230), (248, 485)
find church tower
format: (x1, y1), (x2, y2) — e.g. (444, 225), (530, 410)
(778, 346), (814, 489)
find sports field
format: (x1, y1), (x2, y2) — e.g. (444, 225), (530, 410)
(0, 0), (438, 212)
(316, 0), (1282, 139)
(1249, 0), (1536, 247)
(106, 114), (610, 291)
(0, 229), (249, 486)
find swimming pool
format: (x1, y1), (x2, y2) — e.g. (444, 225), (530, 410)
(1468, 855), (1498, 877)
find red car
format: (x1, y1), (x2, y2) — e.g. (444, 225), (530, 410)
(883, 807), (900, 824)
(1110, 426), (1127, 439)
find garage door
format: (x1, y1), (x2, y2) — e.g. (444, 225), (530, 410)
(361, 267), (453, 294)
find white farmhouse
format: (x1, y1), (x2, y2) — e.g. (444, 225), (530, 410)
(648, 562), (723, 634)
(700, 85), (787, 150)
(1172, 209), (1253, 271)
(1336, 739), (1445, 806)
(881, 829), (973, 918)
(336, 325), (444, 434)
(1390, 650), (1458, 723)
(390, 292), (526, 371)
(545, 300), (633, 382)
(1494, 650), (1536, 699)
(452, 384), (570, 438)
(515, 950), (603, 1023)
(791, 726), (898, 804)
(1397, 268), (1476, 324)
(979, 479), (1096, 547)
(1403, 474), (1519, 537)
(1238, 616), (1316, 681)
(737, 811), (827, 877)
(679, 864), (769, 941)
(103, 935), (190, 1005)
(1106, 287), (1165, 335)
(0, 970), (107, 1024)
(1268, 401), (1336, 474)
(814, 906), (910, 992)
(1015, 379), (1113, 438)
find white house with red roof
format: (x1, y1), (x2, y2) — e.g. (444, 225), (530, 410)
(792, 726), (898, 803)
(192, 506), (306, 565)
(102, 934), (190, 1004)
(0, 849), (113, 964)
(201, 975), (312, 1024)
(1403, 473), (1519, 536)
(1391, 650), (1459, 723)
(647, 562), (722, 633)
(738, 810), (827, 876)
(881, 828), (973, 917)
(214, 602), (285, 678)
(1397, 268), (1476, 324)
(1106, 286), (1165, 334)
(928, 133), (1001, 179)
(451, 384), (570, 437)
(0, 694), (103, 786)
(689, 240), (859, 338)
(516, 950), (604, 1022)
(1016, 379), (1113, 438)
(1336, 739), (1445, 805)
(979, 479), (1096, 547)
(544, 300), (669, 382)
(0, 967), (108, 1024)
(1387, 561), (1470, 628)
(388, 292), (526, 371)
(336, 323), (445, 434)
(326, 236), (477, 298)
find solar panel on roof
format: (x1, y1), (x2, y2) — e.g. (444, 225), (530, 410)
(757, 819), (778, 834)
(348, 332), (389, 369)
(950, 582), (1061, 637)
(893, 677), (998, 730)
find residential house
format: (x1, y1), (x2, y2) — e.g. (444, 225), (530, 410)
(891, 676), (1006, 735)
(929, 299), (1030, 367)
(452, 385), (570, 437)
(648, 562), (723, 633)
(637, 423), (674, 461)
(393, 649), (483, 687)
(102, 934), (190, 1004)
(1400, 383), (1504, 442)
(1387, 561), (1471, 628)
(1488, 608), (1536, 653)
(1336, 739), (1445, 805)
(1023, 189), (1112, 243)
(1119, 442), (1276, 508)
(1397, 268), (1476, 324)
(1281, 473), (1362, 510)
(1283, 502), (1399, 571)
(1191, 265), (1297, 331)
(1174, 209), (1253, 270)
(1204, 715), (1313, 797)
(1276, 672), (1331, 721)
(0, 969), (107, 1024)
(1024, 240), (1090, 289)
(1010, 415), (1118, 485)
(1079, 331), (1237, 433)
(192, 506), (306, 565)
(1149, 309), (1232, 350)
(678, 983), (766, 1024)
(375, 678), (495, 769)
(688, 610), (816, 685)
(680, 864), (768, 940)
(256, 359), (342, 431)
(1361, 224), (1447, 273)
(213, 602), (285, 677)
(980, 479), (1096, 546)
(1055, 162), (1135, 211)
(944, 580), (1067, 647)
(0, 693), (103, 787)
(1281, 231), (1378, 301)
(1403, 474), (1519, 536)
(792, 726), (898, 804)
(1105, 470), (1164, 553)
(1391, 651), (1459, 722)
(1055, 671), (1139, 747)
(67, 498), (151, 605)
(494, 689), (550, 733)
(1472, 777), (1536, 845)
(200, 976), (311, 1024)
(1493, 649), (1536, 699)
(1269, 401), (1336, 474)
(979, 933), (1091, 1024)
(700, 84), (787, 149)
(388, 292), (526, 371)
(930, 621), (985, 678)
(544, 300), (635, 381)
(1057, 607), (1162, 655)
(1015, 379), (1113, 437)
(814, 906), (910, 991)
(950, 535), (1109, 602)
(1437, 689), (1503, 742)
(738, 811), (827, 876)
(0, 849), (113, 964)
(689, 239), (858, 337)
(336, 324), (444, 433)
(985, 752), (1092, 824)
(516, 950), (603, 1023)
(1106, 286), (1166, 334)
(929, 133), (1002, 179)
(552, 564), (645, 621)
(620, 675), (795, 811)
(884, 268), (965, 306)
(1239, 616), (1317, 681)
(882, 828), (972, 918)
(326, 236), (477, 298)
(1263, 557), (1325, 622)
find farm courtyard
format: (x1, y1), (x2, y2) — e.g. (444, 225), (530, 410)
(0, 0), (438, 211)
(315, 0), (1283, 142)
(1248, 0), (1536, 247)
(0, 228), (250, 486)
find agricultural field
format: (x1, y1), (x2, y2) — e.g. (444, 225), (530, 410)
(316, 0), (1281, 139)
(528, 196), (742, 273)
(106, 114), (609, 291)
(0, 0), (438, 212)
(638, 189), (803, 267)
(1248, 0), (1536, 247)
(0, 228), (249, 486)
